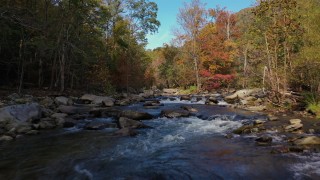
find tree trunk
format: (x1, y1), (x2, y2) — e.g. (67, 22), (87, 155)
(60, 49), (65, 93)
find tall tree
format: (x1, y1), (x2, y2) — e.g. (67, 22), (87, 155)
(176, 0), (207, 91)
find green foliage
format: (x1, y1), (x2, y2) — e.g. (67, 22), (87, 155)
(180, 86), (197, 95)
(304, 93), (320, 119)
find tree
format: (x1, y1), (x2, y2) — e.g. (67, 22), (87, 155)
(176, 0), (207, 91)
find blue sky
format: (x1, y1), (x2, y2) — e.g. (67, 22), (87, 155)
(146, 0), (255, 49)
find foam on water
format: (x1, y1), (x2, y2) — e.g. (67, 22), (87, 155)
(290, 153), (320, 179)
(110, 116), (242, 160)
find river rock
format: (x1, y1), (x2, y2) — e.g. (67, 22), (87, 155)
(290, 119), (301, 125)
(54, 96), (69, 105)
(0, 135), (14, 141)
(246, 105), (266, 111)
(162, 109), (190, 118)
(294, 136), (320, 145)
(0, 103), (41, 126)
(119, 117), (149, 129)
(16, 125), (32, 134)
(180, 95), (191, 101)
(268, 114), (279, 121)
(143, 100), (162, 107)
(40, 97), (54, 107)
(140, 90), (154, 98)
(114, 127), (137, 136)
(163, 88), (178, 94)
(271, 146), (290, 154)
(115, 98), (131, 106)
(38, 118), (56, 129)
(207, 96), (218, 104)
(80, 94), (97, 102)
(120, 110), (153, 120)
(233, 125), (254, 134)
(51, 113), (68, 119)
(255, 136), (273, 146)
(224, 89), (262, 103)
(181, 106), (198, 113)
(285, 123), (303, 132)
(92, 97), (115, 106)
(253, 119), (265, 125)
(57, 105), (91, 115)
(25, 130), (39, 135)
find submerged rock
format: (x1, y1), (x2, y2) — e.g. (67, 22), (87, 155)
(285, 123), (303, 132)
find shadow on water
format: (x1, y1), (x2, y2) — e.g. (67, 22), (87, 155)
(0, 99), (319, 179)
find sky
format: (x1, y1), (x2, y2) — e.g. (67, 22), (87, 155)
(146, 0), (255, 49)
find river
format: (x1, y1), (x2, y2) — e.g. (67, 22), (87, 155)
(0, 96), (319, 179)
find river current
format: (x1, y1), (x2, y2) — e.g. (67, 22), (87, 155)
(0, 97), (319, 179)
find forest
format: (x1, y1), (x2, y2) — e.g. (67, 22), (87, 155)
(1, 0), (320, 113)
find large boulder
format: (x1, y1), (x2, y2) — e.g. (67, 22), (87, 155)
(161, 109), (190, 118)
(224, 89), (263, 103)
(119, 117), (149, 129)
(92, 97), (115, 106)
(120, 110), (153, 120)
(0, 103), (41, 126)
(80, 94), (98, 102)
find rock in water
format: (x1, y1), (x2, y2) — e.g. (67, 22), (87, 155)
(180, 95), (191, 101)
(118, 117), (149, 129)
(255, 136), (273, 146)
(285, 123), (303, 132)
(0, 103), (41, 124)
(294, 136), (320, 145)
(161, 109), (190, 118)
(289, 119), (301, 125)
(120, 110), (153, 120)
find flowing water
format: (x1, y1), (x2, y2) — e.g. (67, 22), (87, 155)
(0, 97), (319, 179)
